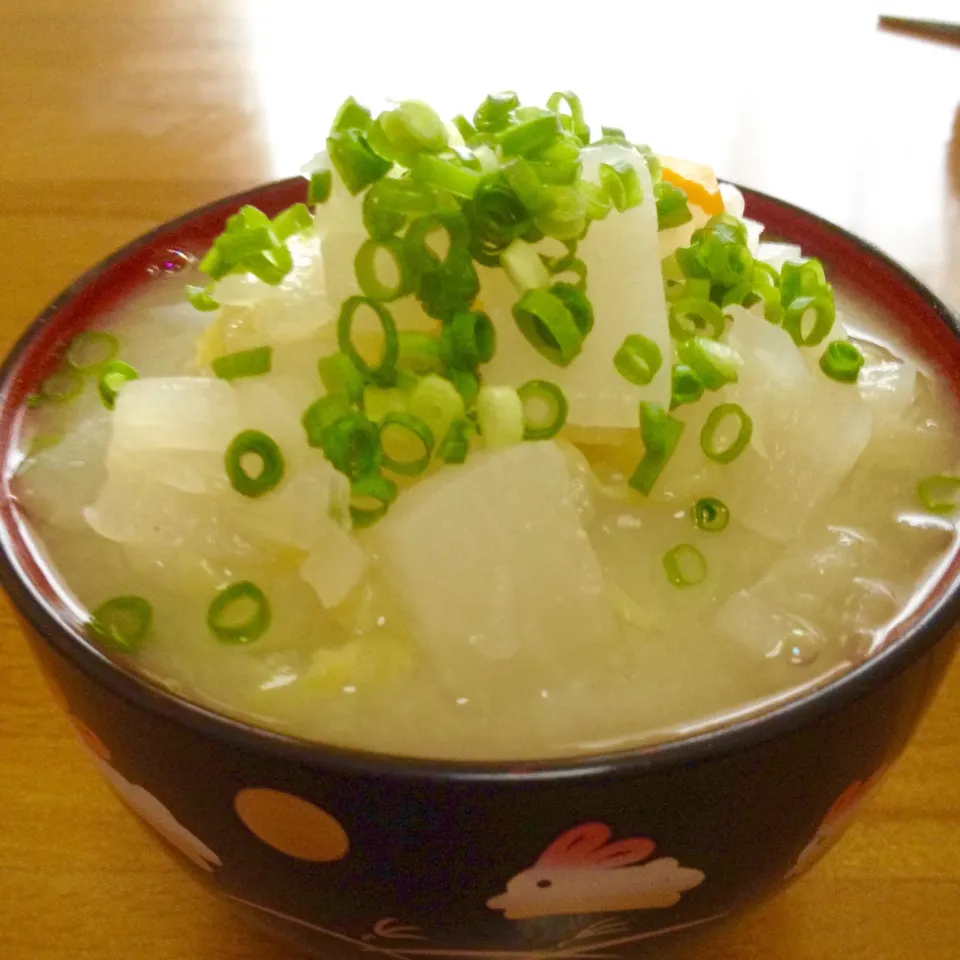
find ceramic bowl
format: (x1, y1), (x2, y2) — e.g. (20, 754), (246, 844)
(2, 179), (959, 958)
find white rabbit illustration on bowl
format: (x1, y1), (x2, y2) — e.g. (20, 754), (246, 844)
(486, 823), (705, 920)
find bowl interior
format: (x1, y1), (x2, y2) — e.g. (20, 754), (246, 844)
(2, 179), (960, 775)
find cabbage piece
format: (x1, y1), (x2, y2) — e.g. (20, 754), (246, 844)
(483, 143), (670, 428)
(367, 441), (619, 689)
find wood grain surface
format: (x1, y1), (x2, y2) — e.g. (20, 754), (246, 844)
(1, 2), (959, 957)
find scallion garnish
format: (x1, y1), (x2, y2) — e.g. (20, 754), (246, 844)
(354, 237), (414, 302)
(517, 379), (568, 440)
(783, 293), (835, 347)
(473, 91), (520, 134)
(88, 595), (153, 652)
(326, 128), (391, 196)
(820, 340), (865, 384)
(302, 394), (353, 448)
(65, 331), (119, 374)
(779, 258), (827, 305)
(225, 430), (286, 498)
(411, 154), (482, 199)
(676, 337), (741, 390)
(395, 331), (443, 377)
(317, 352), (365, 405)
(362, 385), (407, 423)
(669, 298), (725, 340)
(613, 334), (663, 387)
(546, 91), (590, 143)
(379, 100), (448, 154)
(440, 310), (496, 371)
(185, 284), (220, 311)
(500, 114), (562, 158)
(320, 413), (381, 480)
(916, 475), (960, 515)
(453, 114), (477, 141)
(97, 361), (139, 410)
(307, 169), (332, 205)
(692, 497), (730, 532)
(477, 385), (524, 449)
(654, 181), (692, 230)
(700, 403), (753, 464)
(331, 96), (372, 134)
(207, 581), (271, 645)
(629, 402), (685, 495)
(408, 374), (465, 441)
(337, 296), (399, 383)
(512, 287), (584, 367)
(663, 544), (708, 588)
(599, 160), (643, 212)
(502, 238), (551, 293)
(271, 203), (312, 242)
(211, 346), (273, 381)
(349, 473), (398, 527)
(670, 363), (705, 410)
(415, 247), (480, 320)
(447, 368), (479, 408)
(40, 370), (84, 404)
(438, 416), (475, 464)
(502, 158), (555, 214)
(379, 412), (435, 476)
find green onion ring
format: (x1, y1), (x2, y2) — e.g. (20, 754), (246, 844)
(517, 379), (568, 440)
(820, 340), (865, 384)
(354, 237), (414, 302)
(349, 473), (398, 527)
(512, 288), (585, 367)
(916, 474), (960, 515)
(378, 412), (435, 476)
(207, 581), (271, 645)
(225, 430), (286, 497)
(700, 403), (753, 464)
(40, 370), (84, 404)
(320, 413), (381, 479)
(211, 346), (273, 381)
(88, 595), (153, 652)
(692, 497), (730, 532)
(613, 334), (663, 387)
(337, 296), (399, 383)
(65, 331), (119, 373)
(663, 544), (708, 588)
(97, 361), (139, 410)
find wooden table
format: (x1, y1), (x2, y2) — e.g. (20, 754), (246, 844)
(1, 2), (958, 957)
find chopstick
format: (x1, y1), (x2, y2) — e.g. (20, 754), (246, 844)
(878, 15), (960, 46)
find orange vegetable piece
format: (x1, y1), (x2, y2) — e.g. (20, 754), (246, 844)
(658, 155), (724, 215)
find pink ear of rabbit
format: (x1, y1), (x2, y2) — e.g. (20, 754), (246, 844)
(536, 823), (656, 867)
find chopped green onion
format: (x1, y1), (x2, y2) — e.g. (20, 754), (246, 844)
(225, 430), (286, 497)
(379, 100), (448, 154)
(654, 181), (692, 230)
(411, 154), (483, 199)
(317, 352), (365, 405)
(780, 257), (827, 305)
(354, 237), (413, 302)
(599, 160), (643, 212)
(403, 210), (471, 271)
(395, 331), (442, 376)
(408, 373), (465, 441)
(337, 296), (399, 383)
(362, 385), (407, 423)
(88, 595), (153, 652)
(512, 287), (585, 367)
(820, 340), (865, 384)
(502, 238), (550, 293)
(692, 497), (730, 532)
(302, 394), (353, 447)
(677, 337), (741, 390)
(453, 114), (477, 141)
(518, 379), (568, 440)
(307, 169), (332, 204)
(600, 125), (626, 140)
(415, 248), (480, 320)
(547, 254), (588, 291)
(578, 180), (612, 221)
(500, 114), (562, 157)
(783, 293), (836, 347)
(636, 144), (662, 182)
(271, 203), (312, 242)
(550, 282), (594, 338)
(702, 237), (754, 287)
(721, 280), (784, 325)
(502, 158), (555, 214)
(97, 361), (139, 410)
(211, 346), (273, 381)
(38, 369), (84, 406)
(916, 474), (960, 515)
(753, 261), (780, 287)
(464, 176), (534, 262)
(669, 297), (725, 340)
(65, 331), (119, 373)
(438, 416), (474, 464)
(241, 246), (293, 286)
(546, 91), (590, 143)
(207, 581), (271, 645)
(331, 96), (372, 134)
(448, 368), (479, 408)
(185, 284), (221, 312)
(362, 178), (437, 238)
(320, 413), (380, 480)
(670, 363), (705, 409)
(629, 402), (685, 496)
(440, 310), (496, 370)
(349, 472), (397, 527)
(700, 403), (753, 464)
(379, 412), (435, 476)
(326, 129), (391, 195)
(473, 91), (519, 133)
(663, 544), (708, 588)
(477, 385), (524, 449)
(613, 334), (663, 387)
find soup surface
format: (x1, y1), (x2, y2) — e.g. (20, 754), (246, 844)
(10, 94), (960, 760)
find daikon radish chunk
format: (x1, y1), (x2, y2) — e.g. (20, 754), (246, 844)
(300, 523), (369, 608)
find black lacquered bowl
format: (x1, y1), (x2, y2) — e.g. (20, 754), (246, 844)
(2, 178), (959, 958)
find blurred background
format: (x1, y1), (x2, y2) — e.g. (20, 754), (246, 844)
(0, 2), (958, 959)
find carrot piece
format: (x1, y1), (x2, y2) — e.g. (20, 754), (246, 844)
(658, 155), (724, 215)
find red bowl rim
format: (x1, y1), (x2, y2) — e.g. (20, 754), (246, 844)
(2, 176), (959, 783)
